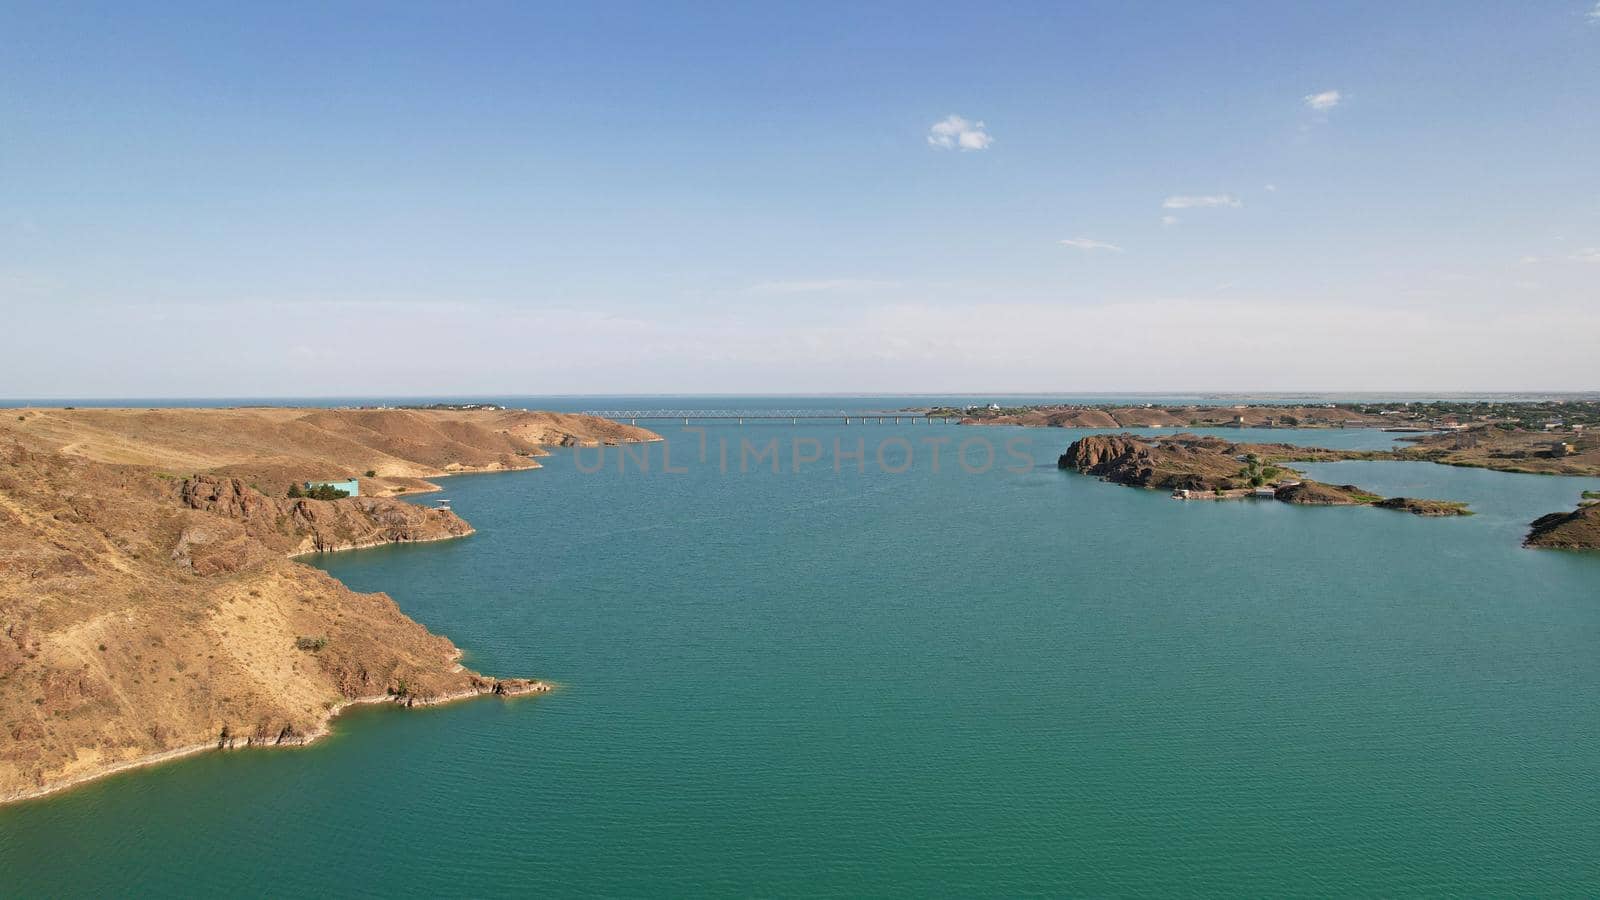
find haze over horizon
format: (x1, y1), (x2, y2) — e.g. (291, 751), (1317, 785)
(3, 1), (1597, 396)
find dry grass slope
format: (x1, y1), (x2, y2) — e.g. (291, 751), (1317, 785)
(2, 407), (661, 496)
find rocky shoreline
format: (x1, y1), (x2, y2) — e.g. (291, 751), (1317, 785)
(0, 677), (552, 807)
(1058, 433), (1474, 516)
(1055, 432), (1600, 544)
(0, 408), (660, 805)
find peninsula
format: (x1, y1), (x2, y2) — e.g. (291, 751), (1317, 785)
(1058, 433), (1472, 515)
(1055, 428), (1600, 547)
(0, 407), (658, 804)
(942, 400), (1600, 549)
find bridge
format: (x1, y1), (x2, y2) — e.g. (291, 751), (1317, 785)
(581, 409), (959, 425)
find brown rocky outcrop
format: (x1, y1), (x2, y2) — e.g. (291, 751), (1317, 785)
(179, 475), (473, 556)
(1273, 482), (1380, 506)
(1058, 433), (1252, 491)
(1059, 433), (1473, 514)
(1525, 502), (1600, 550)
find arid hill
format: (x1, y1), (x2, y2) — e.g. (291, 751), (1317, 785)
(1273, 481), (1381, 506)
(0, 445), (544, 803)
(0, 407), (657, 804)
(2, 407), (661, 497)
(1525, 501), (1600, 550)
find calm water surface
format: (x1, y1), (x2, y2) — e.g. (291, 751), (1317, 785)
(4, 420), (1599, 895)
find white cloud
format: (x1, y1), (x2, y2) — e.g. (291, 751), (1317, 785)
(1161, 215), (1180, 227)
(1572, 248), (1600, 262)
(1589, 2), (1600, 22)
(927, 115), (993, 151)
(1304, 90), (1342, 111)
(1264, 183), (1278, 192)
(1519, 255), (1541, 264)
(1058, 238), (1123, 252)
(1162, 194), (1242, 209)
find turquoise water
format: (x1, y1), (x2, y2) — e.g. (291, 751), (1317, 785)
(5, 422), (1600, 895)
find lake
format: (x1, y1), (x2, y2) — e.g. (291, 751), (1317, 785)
(4, 413), (1598, 895)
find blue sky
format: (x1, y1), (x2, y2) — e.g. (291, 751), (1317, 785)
(3, 1), (1597, 396)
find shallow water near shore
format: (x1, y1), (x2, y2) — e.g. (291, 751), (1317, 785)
(4, 418), (1600, 895)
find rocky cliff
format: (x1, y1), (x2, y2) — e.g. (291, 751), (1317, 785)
(178, 475), (474, 560)
(0, 442), (543, 805)
(1057, 433), (1258, 491)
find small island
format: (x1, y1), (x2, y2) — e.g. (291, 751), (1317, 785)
(1525, 494), (1600, 550)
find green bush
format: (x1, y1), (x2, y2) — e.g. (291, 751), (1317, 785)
(291, 483), (349, 500)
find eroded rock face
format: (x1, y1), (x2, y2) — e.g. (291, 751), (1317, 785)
(179, 475), (473, 556)
(180, 476), (276, 521)
(1058, 434), (1152, 473)
(1057, 433), (1245, 490)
